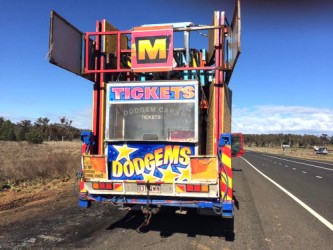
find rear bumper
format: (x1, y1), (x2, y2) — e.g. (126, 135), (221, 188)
(82, 180), (220, 198)
(79, 192), (234, 218)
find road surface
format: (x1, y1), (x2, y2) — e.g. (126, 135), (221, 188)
(0, 151), (332, 249)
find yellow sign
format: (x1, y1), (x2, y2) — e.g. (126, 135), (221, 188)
(83, 156), (106, 179)
(137, 38), (168, 61)
(131, 26), (174, 72)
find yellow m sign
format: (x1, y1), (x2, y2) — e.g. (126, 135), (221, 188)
(138, 38), (167, 61)
(131, 26), (174, 72)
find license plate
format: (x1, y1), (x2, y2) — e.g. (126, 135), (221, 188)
(137, 184), (161, 193)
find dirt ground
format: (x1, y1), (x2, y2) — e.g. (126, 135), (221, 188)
(0, 141), (81, 227)
(0, 179), (76, 226)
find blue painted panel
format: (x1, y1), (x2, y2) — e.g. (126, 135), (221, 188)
(108, 143), (194, 181)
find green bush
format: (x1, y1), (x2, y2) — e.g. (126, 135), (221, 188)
(25, 131), (44, 144)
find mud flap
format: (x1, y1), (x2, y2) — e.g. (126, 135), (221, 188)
(79, 199), (91, 208)
(222, 201), (233, 218)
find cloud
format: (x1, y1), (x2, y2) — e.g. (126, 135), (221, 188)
(232, 105), (333, 135)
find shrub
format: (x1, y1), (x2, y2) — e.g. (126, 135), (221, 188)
(26, 131), (44, 144)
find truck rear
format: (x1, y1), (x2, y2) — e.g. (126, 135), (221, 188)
(49, 0), (243, 233)
(80, 80), (230, 212)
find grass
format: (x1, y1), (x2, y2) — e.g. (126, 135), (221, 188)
(0, 141), (81, 190)
(246, 146), (333, 162)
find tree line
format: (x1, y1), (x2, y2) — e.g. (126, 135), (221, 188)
(243, 133), (333, 148)
(0, 116), (83, 144)
(1, 116), (332, 147)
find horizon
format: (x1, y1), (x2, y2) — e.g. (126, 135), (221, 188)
(1, 0), (332, 135)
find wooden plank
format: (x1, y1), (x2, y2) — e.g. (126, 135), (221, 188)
(223, 86), (232, 133)
(103, 20), (128, 55)
(206, 82), (216, 155)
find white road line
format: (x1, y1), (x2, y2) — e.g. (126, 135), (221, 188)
(241, 157), (333, 232)
(292, 168), (297, 170)
(291, 158), (333, 167)
(316, 176), (323, 179)
(302, 171), (307, 174)
(264, 155), (333, 171)
(285, 165), (289, 167)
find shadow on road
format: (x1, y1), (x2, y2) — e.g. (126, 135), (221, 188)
(107, 207), (235, 241)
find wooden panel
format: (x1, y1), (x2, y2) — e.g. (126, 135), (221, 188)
(49, 11), (83, 76)
(206, 82), (216, 155)
(223, 86), (232, 133)
(206, 84), (232, 155)
(103, 20), (128, 55)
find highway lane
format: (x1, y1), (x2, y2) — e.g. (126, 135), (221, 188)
(242, 151), (333, 225)
(238, 151), (333, 249)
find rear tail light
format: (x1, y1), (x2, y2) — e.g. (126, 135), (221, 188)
(186, 184), (194, 192)
(193, 185), (201, 192)
(201, 185), (209, 192)
(184, 184), (209, 193)
(92, 182), (113, 190)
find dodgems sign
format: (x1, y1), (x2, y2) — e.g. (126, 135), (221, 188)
(108, 143), (194, 182)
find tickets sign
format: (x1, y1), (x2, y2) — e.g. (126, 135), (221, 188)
(109, 85), (195, 102)
(108, 143), (194, 182)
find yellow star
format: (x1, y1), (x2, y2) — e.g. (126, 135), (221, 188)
(159, 164), (179, 183)
(177, 167), (191, 181)
(113, 144), (138, 161)
(142, 169), (160, 182)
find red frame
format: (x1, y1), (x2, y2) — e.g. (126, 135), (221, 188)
(84, 23), (227, 155)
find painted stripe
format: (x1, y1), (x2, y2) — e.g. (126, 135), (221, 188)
(221, 174), (231, 199)
(222, 145), (232, 157)
(264, 155), (333, 171)
(79, 180), (86, 193)
(221, 145), (232, 200)
(241, 157), (333, 232)
(221, 172), (232, 189)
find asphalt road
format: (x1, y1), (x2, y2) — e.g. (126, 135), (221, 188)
(243, 151), (333, 224)
(1, 152), (333, 249)
(239, 151), (333, 249)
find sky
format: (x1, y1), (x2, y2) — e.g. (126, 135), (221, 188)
(0, 0), (332, 135)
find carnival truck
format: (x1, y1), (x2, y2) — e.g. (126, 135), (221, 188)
(49, 0), (243, 232)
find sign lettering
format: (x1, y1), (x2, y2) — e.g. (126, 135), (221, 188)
(136, 37), (169, 63)
(109, 85), (195, 101)
(131, 27), (174, 72)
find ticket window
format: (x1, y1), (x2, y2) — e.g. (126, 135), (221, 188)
(107, 103), (196, 142)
